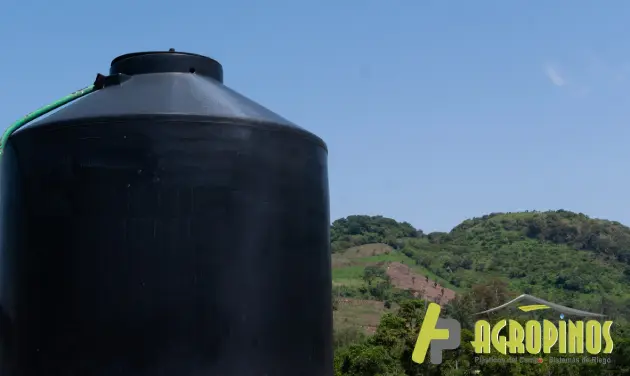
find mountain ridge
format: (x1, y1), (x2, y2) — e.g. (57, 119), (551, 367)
(331, 209), (630, 318)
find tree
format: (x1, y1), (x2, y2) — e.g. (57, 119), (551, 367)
(334, 343), (405, 376)
(470, 278), (512, 314)
(363, 265), (387, 286)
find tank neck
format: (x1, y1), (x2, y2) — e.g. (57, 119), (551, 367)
(109, 51), (223, 82)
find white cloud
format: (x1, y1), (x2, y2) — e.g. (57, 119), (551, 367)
(544, 64), (565, 86)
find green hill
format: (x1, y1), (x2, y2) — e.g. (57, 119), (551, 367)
(331, 211), (630, 375)
(331, 215), (420, 253)
(332, 210), (630, 317)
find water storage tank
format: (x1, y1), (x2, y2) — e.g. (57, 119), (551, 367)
(0, 51), (332, 375)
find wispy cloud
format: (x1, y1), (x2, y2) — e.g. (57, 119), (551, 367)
(544, 64), (565, 86)
(542, 52), (630, 99)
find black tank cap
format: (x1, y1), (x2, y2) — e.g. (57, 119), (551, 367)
(109, 51), (224, 82)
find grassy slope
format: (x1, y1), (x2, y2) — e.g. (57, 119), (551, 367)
(331, 243), (457, 333)
(331, 211), (630, 328)
(332, 244), (456, 289)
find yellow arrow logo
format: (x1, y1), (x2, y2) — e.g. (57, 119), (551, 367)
(518, 304), (550, 312)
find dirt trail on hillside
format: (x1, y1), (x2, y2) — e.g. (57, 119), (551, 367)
(386, 262), (456, 304)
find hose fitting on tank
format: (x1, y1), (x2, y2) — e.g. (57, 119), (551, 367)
(0, 73), (110, 157)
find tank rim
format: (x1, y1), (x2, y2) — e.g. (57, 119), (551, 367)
(110, 51), (220, 67)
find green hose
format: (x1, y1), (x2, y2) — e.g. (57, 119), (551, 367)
(0, 84), (98, 157)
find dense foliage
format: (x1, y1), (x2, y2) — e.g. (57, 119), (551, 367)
(331, 211), (630, 317)
(334, 294), (630, 375)
(331, 210), (630, 375)
(331, 215), (420, 252)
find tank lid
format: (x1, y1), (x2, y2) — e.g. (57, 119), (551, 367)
(109, 50), (223, 82)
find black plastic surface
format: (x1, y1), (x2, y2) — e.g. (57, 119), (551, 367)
(111, 51), (224, 82)
(21, 52), (311, 137)
(0, 52), (332, 376)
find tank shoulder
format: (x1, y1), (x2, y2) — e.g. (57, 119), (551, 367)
(23, 73), (300, 130)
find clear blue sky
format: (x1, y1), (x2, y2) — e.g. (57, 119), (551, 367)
(3, 1), (630, 232)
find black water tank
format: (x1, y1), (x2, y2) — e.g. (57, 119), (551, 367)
(0, 51), (332, 376)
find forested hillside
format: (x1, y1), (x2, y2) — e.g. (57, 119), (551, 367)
(331, 210), (630, 375)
